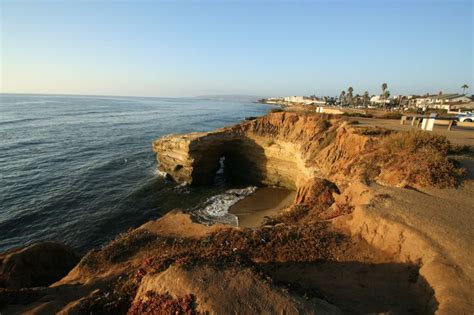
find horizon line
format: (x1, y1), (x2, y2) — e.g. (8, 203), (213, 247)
(0, 92), (269, 99)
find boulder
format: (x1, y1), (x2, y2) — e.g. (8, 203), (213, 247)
(0, 242), (79, 289)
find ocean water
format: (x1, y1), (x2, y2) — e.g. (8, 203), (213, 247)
(0, 94), (270, 253)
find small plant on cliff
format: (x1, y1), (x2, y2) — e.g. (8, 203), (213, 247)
(270, 108), (283, 113)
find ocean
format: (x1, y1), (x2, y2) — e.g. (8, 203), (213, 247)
(0, 94), (271, 253)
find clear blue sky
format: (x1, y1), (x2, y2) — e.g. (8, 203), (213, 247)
(1, 0), (472, 97)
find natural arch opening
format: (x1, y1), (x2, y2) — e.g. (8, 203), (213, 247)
(190, 138), (267, 186)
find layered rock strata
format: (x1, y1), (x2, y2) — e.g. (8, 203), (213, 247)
(153, 111), (461, 191)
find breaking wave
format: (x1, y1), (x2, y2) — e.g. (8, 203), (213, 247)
(154, 168), (168, 178)
(192, 186), (257, 226)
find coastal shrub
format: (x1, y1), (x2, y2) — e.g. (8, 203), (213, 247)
(355, 126), (392, 136)
(380, 131), (464, 187)
(382, 131), (451, 155)
(317, 118), (332, 131)
(270, 108), (283, 113)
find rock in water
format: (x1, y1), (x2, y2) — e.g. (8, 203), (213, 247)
(0, 241), (79, 289)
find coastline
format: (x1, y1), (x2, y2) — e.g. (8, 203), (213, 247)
(1, 110), (473, 314)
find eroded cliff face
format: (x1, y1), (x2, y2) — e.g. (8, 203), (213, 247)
(153, 112), (462, 192)
(153, 113), (356, 189)
(150, 112), (471, 313)
(1, 112), (468, 314)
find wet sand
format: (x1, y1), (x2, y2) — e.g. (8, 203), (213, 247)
(229, 187), (296, 228)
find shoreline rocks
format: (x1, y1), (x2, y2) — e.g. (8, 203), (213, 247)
(0, 241), (79, 289)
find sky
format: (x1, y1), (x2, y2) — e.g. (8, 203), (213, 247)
(0, 0), (473, 97)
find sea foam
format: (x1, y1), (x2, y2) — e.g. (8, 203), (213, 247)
(193, 186), (257, 226)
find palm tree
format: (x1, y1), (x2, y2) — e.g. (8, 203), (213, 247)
(363, 91), (370, 107)
(339, 90), (346, 105)
(346, 86), (354, 106)
(380, 83), (388, 108)
(461, 84), (469, 95)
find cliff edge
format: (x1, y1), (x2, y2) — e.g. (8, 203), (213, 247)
(1, 112), (472, 314)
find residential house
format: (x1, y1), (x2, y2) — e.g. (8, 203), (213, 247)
(412, 94), (472, 110)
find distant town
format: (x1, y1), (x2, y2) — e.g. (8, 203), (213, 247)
(260, 83), (473, 112)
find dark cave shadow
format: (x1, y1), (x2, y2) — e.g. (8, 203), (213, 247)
(190, 137), (268, 186)
(259, 260), (438, 315)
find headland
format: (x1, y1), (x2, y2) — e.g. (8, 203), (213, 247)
(1, 111), (473, 314)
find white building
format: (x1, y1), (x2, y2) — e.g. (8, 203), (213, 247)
(370, 95), (390, 105)
(413, 94), (472, 109)
(283, 96), (315, 105)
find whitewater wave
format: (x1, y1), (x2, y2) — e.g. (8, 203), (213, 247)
(192, 186), (257, 226)
(154, 168), (168, 178)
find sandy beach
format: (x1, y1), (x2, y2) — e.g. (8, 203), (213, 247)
(230, 187), (296, 227)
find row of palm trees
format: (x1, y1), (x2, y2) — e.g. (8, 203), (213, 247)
(339, 83), (390, 107)
(338, 83), (470, 107)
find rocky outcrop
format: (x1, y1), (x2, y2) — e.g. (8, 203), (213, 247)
(0, 242), (79, 289)
(150, 112), (469, 314)
(153, 113), (343, 188)
(1, 112), (468, 314)
(153, 112), (462, 192)
(132, 264), (341, 314)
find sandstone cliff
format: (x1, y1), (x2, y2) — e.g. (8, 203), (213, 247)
(153, 112), (462, 191)
(1, 112), (470, 314)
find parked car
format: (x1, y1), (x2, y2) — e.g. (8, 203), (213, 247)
(456, 112), (474, 122)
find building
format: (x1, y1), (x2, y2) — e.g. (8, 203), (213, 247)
(370, 95), (391, 105)
(283, 96), (315, 105)
(411, 94), (472, 109)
